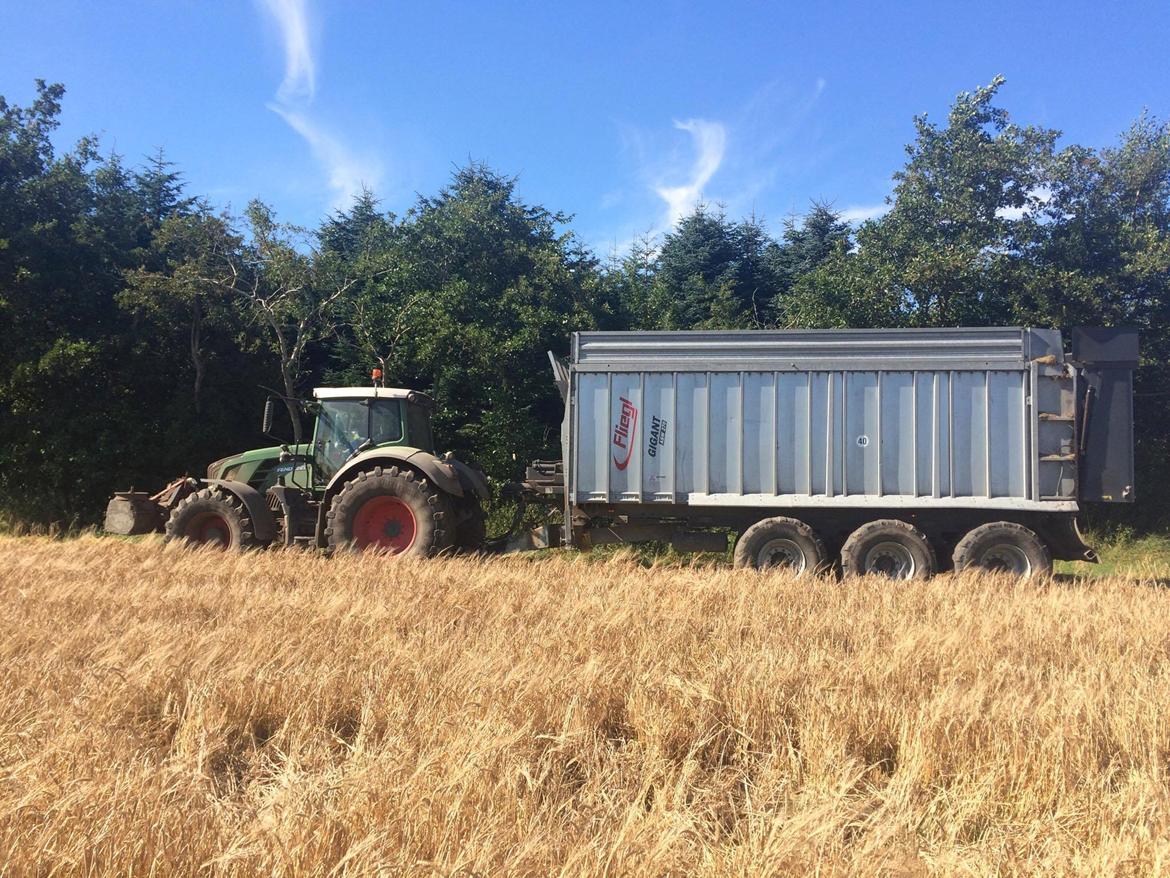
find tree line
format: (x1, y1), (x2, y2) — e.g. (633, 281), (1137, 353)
(1, 78), (1167, 529)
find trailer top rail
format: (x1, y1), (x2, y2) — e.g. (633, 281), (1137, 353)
(572, 326), (1064, 372)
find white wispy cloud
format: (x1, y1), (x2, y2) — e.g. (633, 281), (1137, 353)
(595, 80), (830, 254)
(839, 203), (890, 224)
(256, 0), (380, 210)
(268, 104), (382, 210)
(654, 119), (727, 228)
(259, 0), (315, 102)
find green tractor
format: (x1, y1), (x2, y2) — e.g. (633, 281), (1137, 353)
(104, 384), (490, 555)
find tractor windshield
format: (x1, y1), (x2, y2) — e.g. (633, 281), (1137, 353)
(313, 399), (403, 482)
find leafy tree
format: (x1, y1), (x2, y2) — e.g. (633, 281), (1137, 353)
(119, 210), (240, 412)
(135, 149), (197, 228)
(1016, 114), (1170, 330)
(0, 83), (143, 522)
(199, 201), (379, 441)
(599, 234), (659, 331)
(787, 77), (1059, 328)
(770, 203), (853, 324)
(0, 83), (274, 523)
(653, 206), (782, 329)
(774, 204), (851, 284)
(784, 249), (907, 329)
(318, 191), (419, 381)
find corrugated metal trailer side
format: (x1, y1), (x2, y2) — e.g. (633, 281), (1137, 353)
(567, 327), (1077, 512)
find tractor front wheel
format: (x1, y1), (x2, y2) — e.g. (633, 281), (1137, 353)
(166, 487), (261, 550)
(326, 466), (451, 557)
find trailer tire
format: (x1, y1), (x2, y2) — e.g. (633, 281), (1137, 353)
(841, 519), (936, 580)
(166, 486), (260, 550)
(953, 521), (1051, 578)
(734, 516), (827, 574)
(326, 466), (450, 557)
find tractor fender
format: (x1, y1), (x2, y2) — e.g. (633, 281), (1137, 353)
(323, 447), (466, 505)
(449, 458), (490, 502)
(204, 479), (278, 544)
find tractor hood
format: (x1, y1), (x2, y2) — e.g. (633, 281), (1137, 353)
(208, 444), (312, 490)
(207, 446), (281, 479)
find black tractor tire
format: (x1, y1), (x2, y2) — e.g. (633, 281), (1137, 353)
(841, 519), (937, 580)
(733, 516), (827, 574)
(325, 466), (451, 557)
(165, 486), (261, 550)
(453, 499), (488, 554)
(953, 521), (1052, 578)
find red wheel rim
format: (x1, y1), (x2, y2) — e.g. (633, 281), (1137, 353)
(189, 512), (231, 547)
(352, 496), (417, 552)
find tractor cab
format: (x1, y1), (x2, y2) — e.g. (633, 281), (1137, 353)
(310, 388), (435, 484)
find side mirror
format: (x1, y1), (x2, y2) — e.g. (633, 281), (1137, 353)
(262, 397), (276, 435)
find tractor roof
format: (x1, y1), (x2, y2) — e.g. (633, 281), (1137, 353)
(313, 387), (415, 400)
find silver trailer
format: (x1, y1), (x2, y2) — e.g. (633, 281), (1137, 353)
(529, 326), (1138, 578)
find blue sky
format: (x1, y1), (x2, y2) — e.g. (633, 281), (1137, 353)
(3, 1), (1168, 255)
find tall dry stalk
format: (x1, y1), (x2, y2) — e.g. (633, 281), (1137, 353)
(1, 535), (1167, 876)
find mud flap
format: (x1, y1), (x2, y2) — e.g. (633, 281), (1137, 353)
(1045, 515), (1098, 563)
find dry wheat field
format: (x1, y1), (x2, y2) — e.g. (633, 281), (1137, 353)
(1, 535), (1168, 876)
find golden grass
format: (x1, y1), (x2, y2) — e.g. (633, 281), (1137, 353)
(1, 535), (1169, 876)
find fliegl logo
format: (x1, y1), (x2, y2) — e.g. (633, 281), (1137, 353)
(612, 396), (639, 470)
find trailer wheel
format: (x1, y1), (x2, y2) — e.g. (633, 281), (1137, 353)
(841, 519), (936, 580)
(166, 487), (260, 550)
(953, 522), (1051, 578)
(733, 516), (827, 574)
(326, 466), (450, 556)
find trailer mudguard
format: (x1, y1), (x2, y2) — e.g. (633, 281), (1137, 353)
(204, 478), (279, 543)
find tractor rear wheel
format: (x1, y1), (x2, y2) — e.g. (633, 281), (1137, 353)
(326, 466), (451, 556)
(166, 487), (261, 550)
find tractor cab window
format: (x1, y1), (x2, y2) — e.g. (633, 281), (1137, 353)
(313, 398), (403, 482)
(370, 400), (403, 444)
(406, 403), (434, 452)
